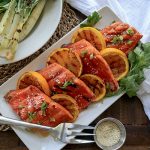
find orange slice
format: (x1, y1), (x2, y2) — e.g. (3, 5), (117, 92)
(80, 74), (106, 102)
(17, 71), (50, 96)
(51, 94), (79, 122)
(72, 27), (106, 51)
(47, 48), (82, 77)
(100, 48), (129, 81)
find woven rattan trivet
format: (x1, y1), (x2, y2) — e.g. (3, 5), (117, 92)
(0, 2), (80, 131)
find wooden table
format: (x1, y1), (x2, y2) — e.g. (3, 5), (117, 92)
(0, 4), (150, 150)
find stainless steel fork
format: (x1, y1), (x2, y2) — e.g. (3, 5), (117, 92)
(0, 116), (95, 144)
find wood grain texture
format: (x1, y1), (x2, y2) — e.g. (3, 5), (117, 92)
(0, 96), (150, 150)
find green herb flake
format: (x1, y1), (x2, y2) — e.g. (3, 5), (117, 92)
(126, 28), (134, 36)
(111, 20), (116, 24)
(112, 35), (123, 44)
(80, 11), (102, 28)
(90, 53), (94, 59)
(127, 40), (133, 45)
(28, 112), (36, 121)
(81, 50), (88, 57)
(60, 81), (74, 89)
(41, 101), (48, 115)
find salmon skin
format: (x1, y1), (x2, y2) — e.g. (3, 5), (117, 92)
(5, 85), (73, 127)
(65, 39), (119, 91)
(39, 63), (95, 110)
(101, 21), (143, 54)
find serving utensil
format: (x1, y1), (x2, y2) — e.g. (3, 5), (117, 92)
(0, 115), (95, 144)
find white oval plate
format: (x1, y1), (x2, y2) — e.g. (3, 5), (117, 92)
(0, 0), (62, 65)
(0, 7), (124, 150)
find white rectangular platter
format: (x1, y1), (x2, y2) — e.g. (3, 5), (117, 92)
(0, 7), (124, 150)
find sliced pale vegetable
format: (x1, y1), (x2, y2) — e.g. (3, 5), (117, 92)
(0, 0), (41, 60)
(100, 48), (129, 81)
(51, 94), (79, 122)
(72, 27), (106, 51)
(80, 74), (106, 102)
(47, 48), (82, 77)
(17, 71), (50, 96)
(0, 0), (16, 34)
(19, 0), (46, 42)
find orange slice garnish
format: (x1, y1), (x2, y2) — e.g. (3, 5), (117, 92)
(80, 74), (106, 102)
(47, 48), (82, 77)
(51, 94), (79, 122)
(17, 71), (50, 96)
(72, 27), (106, 51)
(100, 48), (129, 81)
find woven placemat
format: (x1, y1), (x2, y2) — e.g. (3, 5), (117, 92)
(0, 2), (80, 131)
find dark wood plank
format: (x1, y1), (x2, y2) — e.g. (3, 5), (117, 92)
(0, 96), (149, 150)
(0, 131), (27, 150)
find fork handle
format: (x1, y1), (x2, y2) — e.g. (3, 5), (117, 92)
(0, 115), (54, 131)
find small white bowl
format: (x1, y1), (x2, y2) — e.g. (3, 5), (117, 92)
(94, 117), (126, 150)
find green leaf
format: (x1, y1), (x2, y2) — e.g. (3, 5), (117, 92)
(80, 11), (102, 28)
(120, 75), (140, 97)
(111, 20), (116, 24)
(112, 35), (123, 44)
(126, 28), (134, 36)
(142, 42), (150, 52)
(81, 50), (88, 57)
(60, 81), (74, 89)
(128, 50), (136, 69)
(119, 42), (150, 97)
(28, 112), (36, 121)
(127, 40), (133, 45)
(41, 101), (48, 115)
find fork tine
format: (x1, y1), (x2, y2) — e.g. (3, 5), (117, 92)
(66, 123), (94, 130)
(69, 131), (95, 136)
(66, 138), (95, 144)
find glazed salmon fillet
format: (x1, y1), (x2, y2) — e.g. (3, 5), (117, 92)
(39, 63), (95, 109)
(65, 39), (118, 91)
(101, 21), (142, 54)
(5, 85), (73, 127)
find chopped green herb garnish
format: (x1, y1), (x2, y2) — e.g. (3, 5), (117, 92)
(80, 11), (102, 28)
(105, 82), (111, 93)
(90, 53), (94, 59)
(28, 112), (36, 121)
(112, 35), (123, 44)
(111, 20), (116, 24)
(119, 42), (150, 97)
(41, 101), (48, 115)
(81, 50), (88, 57)
(60, 81), (74, 89)
(126, 28), (134, 36)
(127, 40), (133, 45)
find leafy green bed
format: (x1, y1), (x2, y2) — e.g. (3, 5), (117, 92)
(107, 42), (150, 97)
